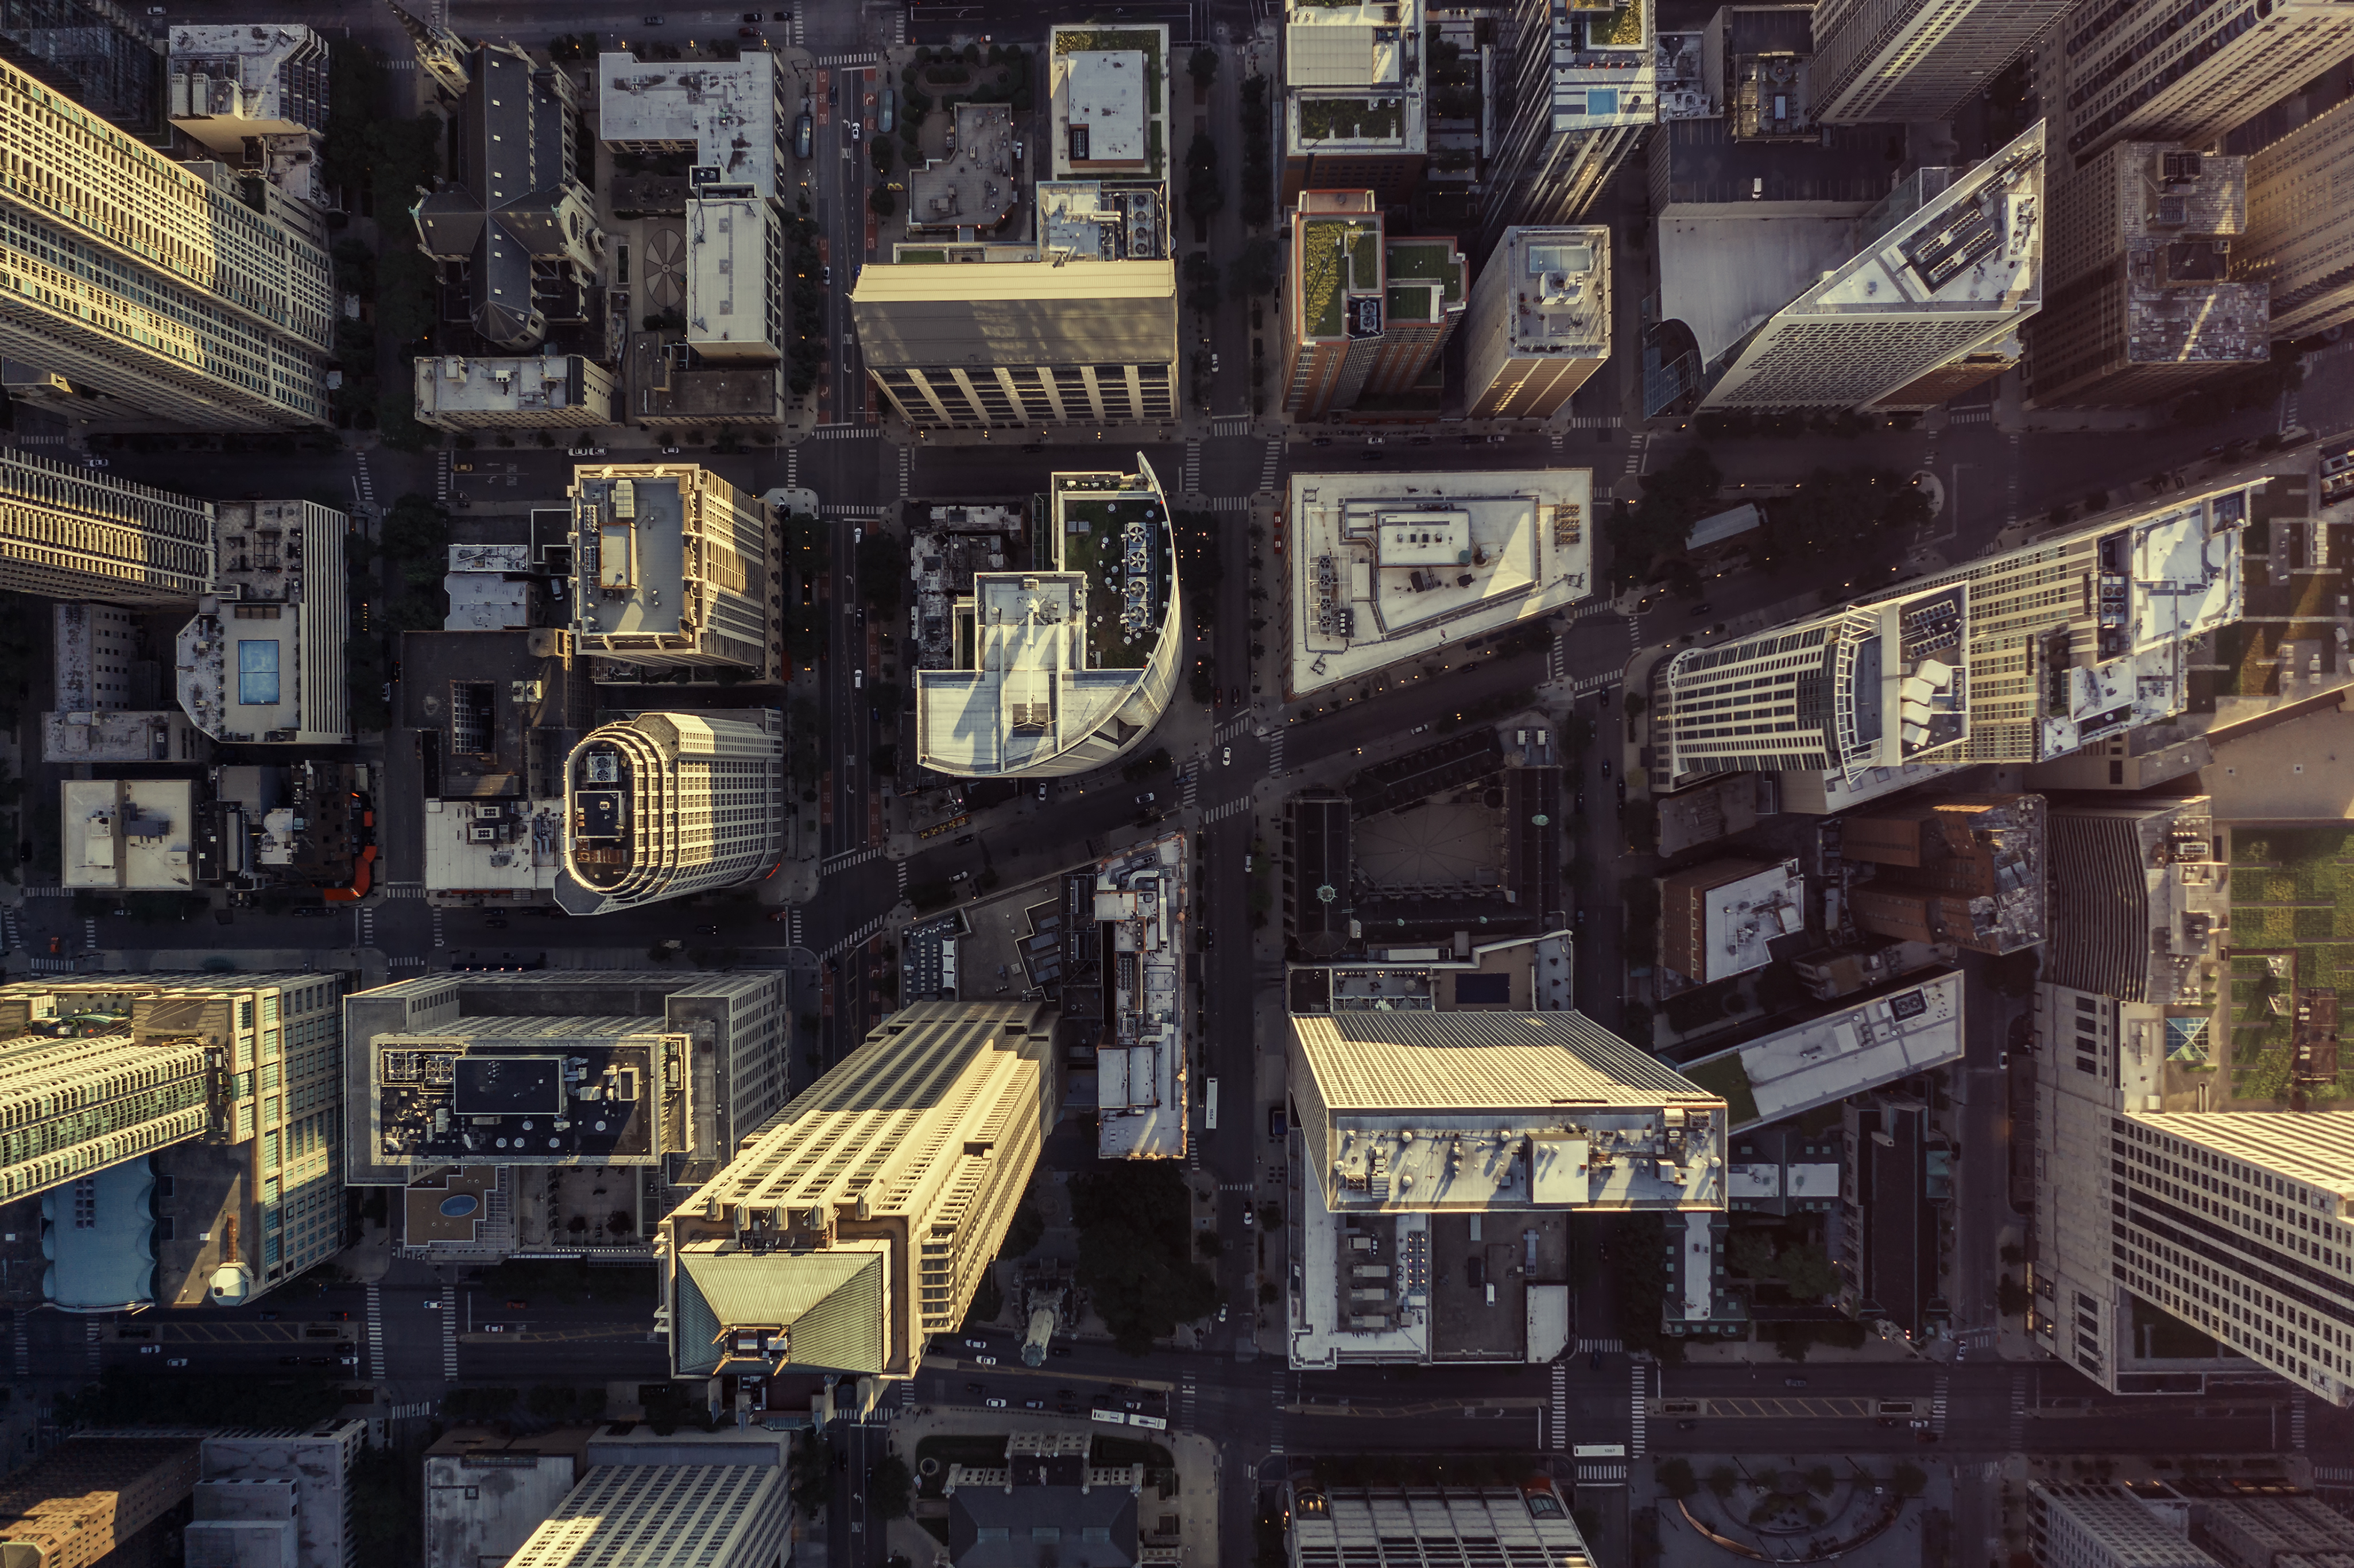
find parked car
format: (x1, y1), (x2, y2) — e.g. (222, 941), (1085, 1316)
(1783, 1377), (1809, 1388)
(984, 1397), (1008, 1408)
(290, 905), (335, 919)
(974, 1354), (998, 1365)
(505, 1299), (528, 1310)
(138, 1344), (161, 1355)
(795, 113), (813, 158)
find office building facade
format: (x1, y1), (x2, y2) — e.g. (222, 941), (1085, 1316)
(0, 972), (347, 1308)
(2236, 98), (2354, 343)
(0, 53), (332, 429)
(1280, 0), (1428, 205)
(2045, 0), (2354, 170)
(0, 448), (215, 606)
(1287, 1482), (1595, 1568)
(508, 1462), (791, 1568)
(0, 1438), (202, 1568)
(666, 999), (1060, 1381)
(1696, 122), (2047, 412)
(1481, 0), (1655, 255)
(1810, 0), (2067, 124)
(570, 465), (776, 677)
(1462, 227), (1609, 420)
(555, 710), (784, 916)
(853, 257), (1177, 429)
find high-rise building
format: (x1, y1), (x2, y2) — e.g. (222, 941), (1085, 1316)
(1481, 0), (1654, 255)
(2236, 98), (2354, 343)
(1656, 483), (2252, 800)
(0, 448), (216, 606)
(191, 1423), (365, 1568)
(1658, 857), (1804, 986)
(1285, 466), (1594, 702)
(0, 971), (347, 1308)
(0, 0), (168, 138)
(1679, 970), (1964, 1136)
(1287, 1480), (1596, 1568)
(1279, 193), (1465, 416)
(409, 41), (604, 352)
(0, 52), (332, 428)
(0, 1437), (201, 1568)
(506, 1462), (792, 1568)
(1809, 0), (2067, 125)
(167, 23), (330, 204)
(0, 1016), (207, 1204)
(569, 465), (777, 679)
(2028, 1483), (2218, 1568)
(2043, 0), (2354, 171)
(915, 459), (1182, 779)
(555, 710), (784, 916)
(1462, 227), (1610, 420)
(1286, 1006), (1725, 1367)
(2028, 145), (2268, 408)
(852, 257), (1178, 429)
(665, 998), (1060, 1381)
(1842, 792), (2046, 955)
(1692, 122), (2047, 412)
(1091, 832), (1189, 1161)
(598, 51), (789, 201)
(684, 191), (785, 361)
(342, 970), (788, 1190)
(1279, 0), (1428, 206)
(175, 498), (350, 746)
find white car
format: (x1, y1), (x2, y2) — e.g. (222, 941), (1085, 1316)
(1242, 1207), (1254, 1227)
(853, 525), (862, 544)
(424, 1299), (443, 1310)
(984, 1396), (1008, 1408)
(854, 669), (864, 689)
(974, 1354), (998, 1365)
(138, 1344), (161, 1354)
(165, 1357), (188, 1367)
(850, 121), (862, 141)
(1222, 747), (1231, 766)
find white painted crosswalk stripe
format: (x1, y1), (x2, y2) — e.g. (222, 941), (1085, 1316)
(896, 860), (910, 895)
(1268, 1373), (1286, 1455)
(1180, 1371), (1198, 1431)
(1179, 768), (1199, 810)
(366, 1284), (385, 1380)
(1575, 1338), (1623, 1353)
(1203, 797), (1252, 825)
(1257, 439), (1283, 493)
(2008, 1372), (2027, 1451)
(785, 443), (799, 491)
(440, 1286), (458, 1378)
(431, 908), (445, 948)
(1265, 729), (1286, 776)
(1931, 1373), (1950, 1437)
(1628, 1363), (1647, 1458)
(83, 917), (97, 951)
(1183, 436), (1202, 494)
(2291, 1393), (2309, 1451)
(358, 905), (376, 948)
(899, 444), (912, 499)
(812, 423), (880, 440)
(824, 846), (886, 874)
(1549, 1361), (1567, 1450)
(816, 52), (877, 66)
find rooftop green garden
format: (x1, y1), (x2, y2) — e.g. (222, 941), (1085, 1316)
(1385, 284), (1434, 322)
(1056, 485), (1170, 673)
(1582, 2), (1643, 48)
(1385, 238), (1462, 300)
(1298, 96), (1406, 142)
(2222, 827), (2354, 1103)
(899, 249), (947, 262)
(1682, 1053), (1760, 1129)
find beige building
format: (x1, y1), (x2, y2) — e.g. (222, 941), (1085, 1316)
(1809, 0), (2069, 124)
(686, 193), (786, 360)
(569, 465), (777, 677)
(175, 498), (350, 745)
(665, 998), (1060, 1381)
(2236, 98), (2354, 342)
(167, 22), (330, 205)
(0, 53), (334, 430)
(1049, 26), (1170, 181)
(1463, 227), (1609, 421)
(508, 1453), (791, 1568)
(62, 779), (199, 892)
(1280, 0), (1428, 204)
(0, 1438), (204, 1568)
(0, 449), (216, 607)
(413, 354), (618, 431)
(555, 710), (785, 915)
(852, 258), (1178, 429)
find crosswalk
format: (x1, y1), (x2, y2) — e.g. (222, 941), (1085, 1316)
(1549, 1361), (1567, 1449)
(1219, 1181), (1253, 1192)
(1576, 1463), (1629, 1485)
(1559, 414), (1623, 428)
(82, 917), (97, 951)
(358, 905), (376, 948)
(2280, 388), (2302, 436)
(1628, 1363), (1647, 1457)
(823, 845), (886, 875)
(1257, 439), (1283, 493)
(86, 1319), (102, 1375)
(1945, 407), (1993, 425)
(1203, 797), (1252, 826)
(440, 1286), (459, 1379)
(785, 443), (799, 491)
(431, 908), (445, 948)
(1213, 416), (1252, 436)
(1547, 428), (1565, 451)
(815, 51), (877, 67)
(1546, 637), (1567, 682)
(356, 452), (380, 514)
(1931, 1373), (1950, 1437)
(382, 881), (427, 900)
(896, 859), (910, 895)
(2291, 1393), (2309, 1451)
(10, 1312), (25, 1381)
(825, 503), (888, 518)
(2007, 1372), (2027, 1451)
(898, 444), (911, 499)
(789, 4), (804, 45)
(366, 1285), (385, 1380)
(1625, 611), (1645, 652)
(1205, 495), (1249, 512)
(1623, 431), (1653, 479)
(784, 908), (804, 947)
(1179, 768), (1200, 810)
(1268, 1373), (1287, 1455)
(1214, 715), (1256, 744)
(1180, 1371), (1198, 1431)
(822, 914), (886, 961)
(1575, 1337), (1624, 1353)
(1, 906), (19, 952)
(1264, 728), (1286, 776)
(811, 423), (880, 441)
(1183, 437), (1202, 493)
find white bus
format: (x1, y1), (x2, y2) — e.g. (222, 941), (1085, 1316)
(1571, 1445), (1628, 1459)
(1204, 1077), (1218, 1130)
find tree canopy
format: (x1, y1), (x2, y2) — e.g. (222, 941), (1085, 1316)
(1069, 1162), (1218, 1354)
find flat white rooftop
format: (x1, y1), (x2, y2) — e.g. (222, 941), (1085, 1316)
(1681, 969), (1964, 1130)
(64, 779), (196, 891)
(597, 53), (784, 197)
(1290, 469), (1593, 699)
(1065, 50), (1147, 162)
(415, 354), (604, 417)
(1696, 858), (1803, 982)
(1095, 832), (1188, 1161)
(423, 798), (563, 899)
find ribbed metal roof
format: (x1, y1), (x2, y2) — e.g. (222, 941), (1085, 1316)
(1295, 1010), (1715, 1112)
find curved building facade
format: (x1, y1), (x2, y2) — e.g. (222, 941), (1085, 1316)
(916, 456), (1182, 779)
(555, 710), (784, 916)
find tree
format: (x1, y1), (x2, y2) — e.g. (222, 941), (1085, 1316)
(869, 1452), (914, 1520)
(1997, 1274), (2030, 1316)
(1069, 1162), (1219, 1354)
(1771, 1321), (1814, 1361)
(1656, 1458), (1697, 1499)
(788, 1435), (831, 1516)
(380, 493), (450, 569)
(1774, 1242), (1840, 1303)
(1227, 235), (1280, 299)
(1184, 131), (1225, 225)
(1188, 45), (1219, 86)
(1183, 249), (1222, 314)
(1892, 1463), (1927, 1499)
(1988, 947), (2040, 998)
(1607, 448), (1722, 589)
(1000, 1201), (1046, 1260)
(1767, 466), (1916, 564)
(856, 530), (904, 609)
(1729, 1230), (1778, 1280)
(869, 187), (896, 216)
(374, 245), (440, 343)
